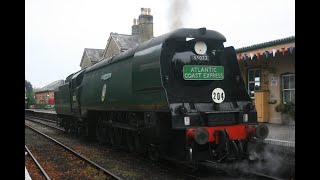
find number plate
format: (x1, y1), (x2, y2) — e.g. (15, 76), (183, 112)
(191, 55), (209, 61)
(183, 65), (224, 80)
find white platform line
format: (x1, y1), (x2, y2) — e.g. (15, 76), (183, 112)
(25, 167), (32, 180)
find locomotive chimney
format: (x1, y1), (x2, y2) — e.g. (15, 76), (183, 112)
(131, 18), (139, 36)
(138, 7), (153, 43)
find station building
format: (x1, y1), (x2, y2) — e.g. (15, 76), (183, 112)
(80, 7), (153, 70)
(34, 80), (64, 105)
(236, 36), (295, 124)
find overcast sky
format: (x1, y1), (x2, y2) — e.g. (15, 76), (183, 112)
(25, 0), (295, 88)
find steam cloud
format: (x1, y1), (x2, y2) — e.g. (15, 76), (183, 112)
(167, 0), (191, 31)
(230, 142), (295, 179)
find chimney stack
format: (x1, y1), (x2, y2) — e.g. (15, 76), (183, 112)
(137, 7), (153, 43)
(131, 18), (139, 35)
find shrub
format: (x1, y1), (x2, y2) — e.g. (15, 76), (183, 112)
(275, 102), (295, 120)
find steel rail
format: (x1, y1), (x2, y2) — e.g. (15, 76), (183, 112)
(25, 145), (51, 180)
(26, 115), (58, 123)
(25, 116), (65, 132)
(25, 124), (122, 180)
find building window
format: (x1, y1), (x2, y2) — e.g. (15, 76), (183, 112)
(282, 74), (295, 104)
(247, 68), (261, 98)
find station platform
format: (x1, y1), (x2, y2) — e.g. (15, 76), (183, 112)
(25, 167), (32, 180)
(25, 109), (56, 114)
(265, 123), (295, 142)
(263, 123), (295, 147)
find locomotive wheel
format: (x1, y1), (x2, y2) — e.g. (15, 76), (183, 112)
(63, 119), (70, 132)
(148, 144), (160, 161)
(96, 125), (102, 143)
(114, 128), (122, 148)
(96, 116), (105, 144)
(108, 127), (115, 146)
(103, 126), (109, 145)
(126, 131), (135, 152)
(235, 140), (244, 159)
(227, 140), (240, 161)
(100, 126), (108, 144)
(134, 133), (144, 155)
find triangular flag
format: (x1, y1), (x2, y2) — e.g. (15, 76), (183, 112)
(289, 46), (294, 53)
(250, 53), (254, 60)
(281, 47), (286, 55)
(243, 53), (247, 60)
(265, 51), (269, 59)
(257, 52), (261, 59)
(272, 49), (276, 57)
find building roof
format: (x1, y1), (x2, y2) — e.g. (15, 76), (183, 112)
(80, 48), (104, 66)
(235, 36), (295, 53)
(34, 80), (64, 93)
(110, 33), (139, 51)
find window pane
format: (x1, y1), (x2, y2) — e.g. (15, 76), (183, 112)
(291, 90), (295, 103)
(283, 76), (289, 89)
(254, 70), (260, 78)
(290, 75), (295, 89)
(283, 90), (290, 103)
(249, 70), (254, 81)
(254, 82), (261, 90)
(249, 83), (254, 91)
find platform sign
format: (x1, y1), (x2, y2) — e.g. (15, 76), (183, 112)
(183, 65), (224, 80)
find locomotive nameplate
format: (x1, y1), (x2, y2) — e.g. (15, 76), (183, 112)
(183, 65), (224, 80)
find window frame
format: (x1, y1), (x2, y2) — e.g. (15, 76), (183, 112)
(282, 73), (295, 104)
(247, 68), (261, 99)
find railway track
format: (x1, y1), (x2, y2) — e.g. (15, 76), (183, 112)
(26, 115), (58, 123)
(25, 145), (51, 180)
(25, 113), (294, 180)
(25, 124), (121, 180)
(25, 115), (65, 132)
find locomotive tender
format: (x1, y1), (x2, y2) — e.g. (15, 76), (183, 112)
(55, 28), (268, 163)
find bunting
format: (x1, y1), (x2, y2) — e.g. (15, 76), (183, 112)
(265, 51), (269, 58)
(236, 46), (294, 60)
(289, 46), (294, 53)
(281, 48), (286, 55)
(243, 53), (247, 60)
(272, 49), (276, 57)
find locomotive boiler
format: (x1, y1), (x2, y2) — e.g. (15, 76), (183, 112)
(54, 28), (268, 163)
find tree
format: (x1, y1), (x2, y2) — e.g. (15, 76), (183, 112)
(25, 80), (33, 92)
(25, 80), (36, 106)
